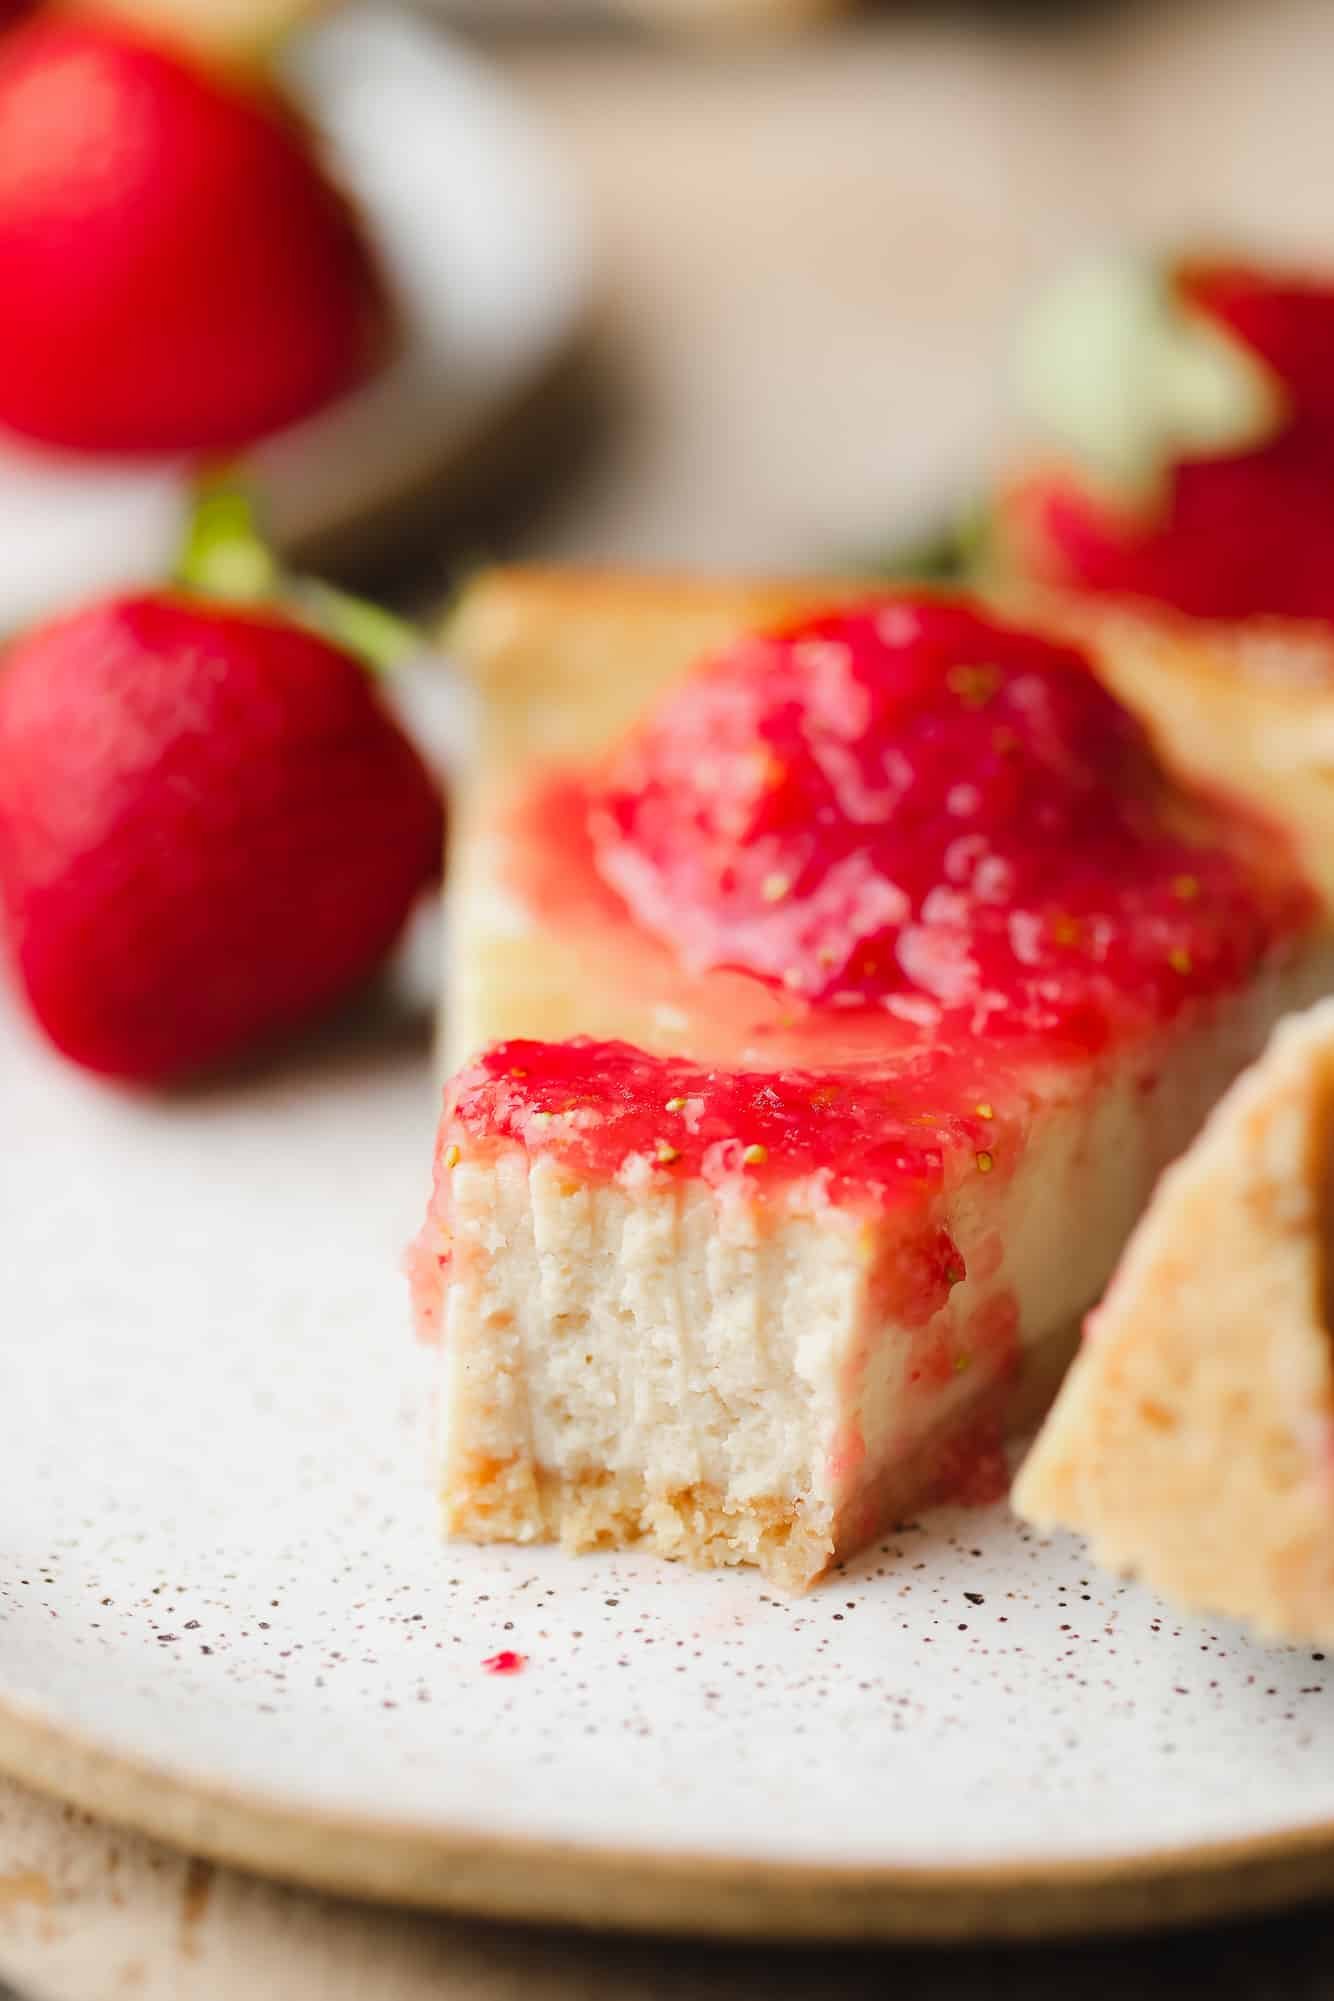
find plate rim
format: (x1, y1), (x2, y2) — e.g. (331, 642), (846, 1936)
(4, 1693), (1334, 1941)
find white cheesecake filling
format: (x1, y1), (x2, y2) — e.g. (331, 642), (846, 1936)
(435, 946), (1334, 1547)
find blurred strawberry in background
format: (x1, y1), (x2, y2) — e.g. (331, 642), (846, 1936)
(0, 576), (444, 1085)
(0, 9), (385, 455)
(995, 255), (1334, 621)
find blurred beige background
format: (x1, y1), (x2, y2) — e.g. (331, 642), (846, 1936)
(475, 0), (1334, 575)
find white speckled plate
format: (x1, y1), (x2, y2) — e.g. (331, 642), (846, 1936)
(0, 5), (591, 630)
(4, 971), (1334, 1943)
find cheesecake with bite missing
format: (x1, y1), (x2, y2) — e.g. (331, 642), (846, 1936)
(411, 573), (1334, 1590)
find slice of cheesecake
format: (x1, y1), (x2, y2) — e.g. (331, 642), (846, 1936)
(413, 572), (1334, 1590)
(1013, 997), (1334, 1645)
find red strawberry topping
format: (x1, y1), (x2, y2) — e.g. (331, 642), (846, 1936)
(590, 599), (1309, 1051)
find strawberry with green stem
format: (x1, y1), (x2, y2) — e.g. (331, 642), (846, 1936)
(0, 491), (445, 1085)
(992, 253), (1334, 621)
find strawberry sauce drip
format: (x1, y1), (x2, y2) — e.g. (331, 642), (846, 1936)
(589, 599), (1307, 1048)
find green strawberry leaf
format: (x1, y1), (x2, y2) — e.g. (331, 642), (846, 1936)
(176, 480), (280, 604)
(858, 500), (993, 586)
(176, 477), (421, 674)
(286, 578), (420, 676)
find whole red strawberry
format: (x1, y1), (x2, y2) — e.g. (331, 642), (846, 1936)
(0, 15), (384, 454)
(997, 256), (1334, 621)
(0, 595), (444, 1082)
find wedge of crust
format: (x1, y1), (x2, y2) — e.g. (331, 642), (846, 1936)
(1013, 997), (1334, 1644)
